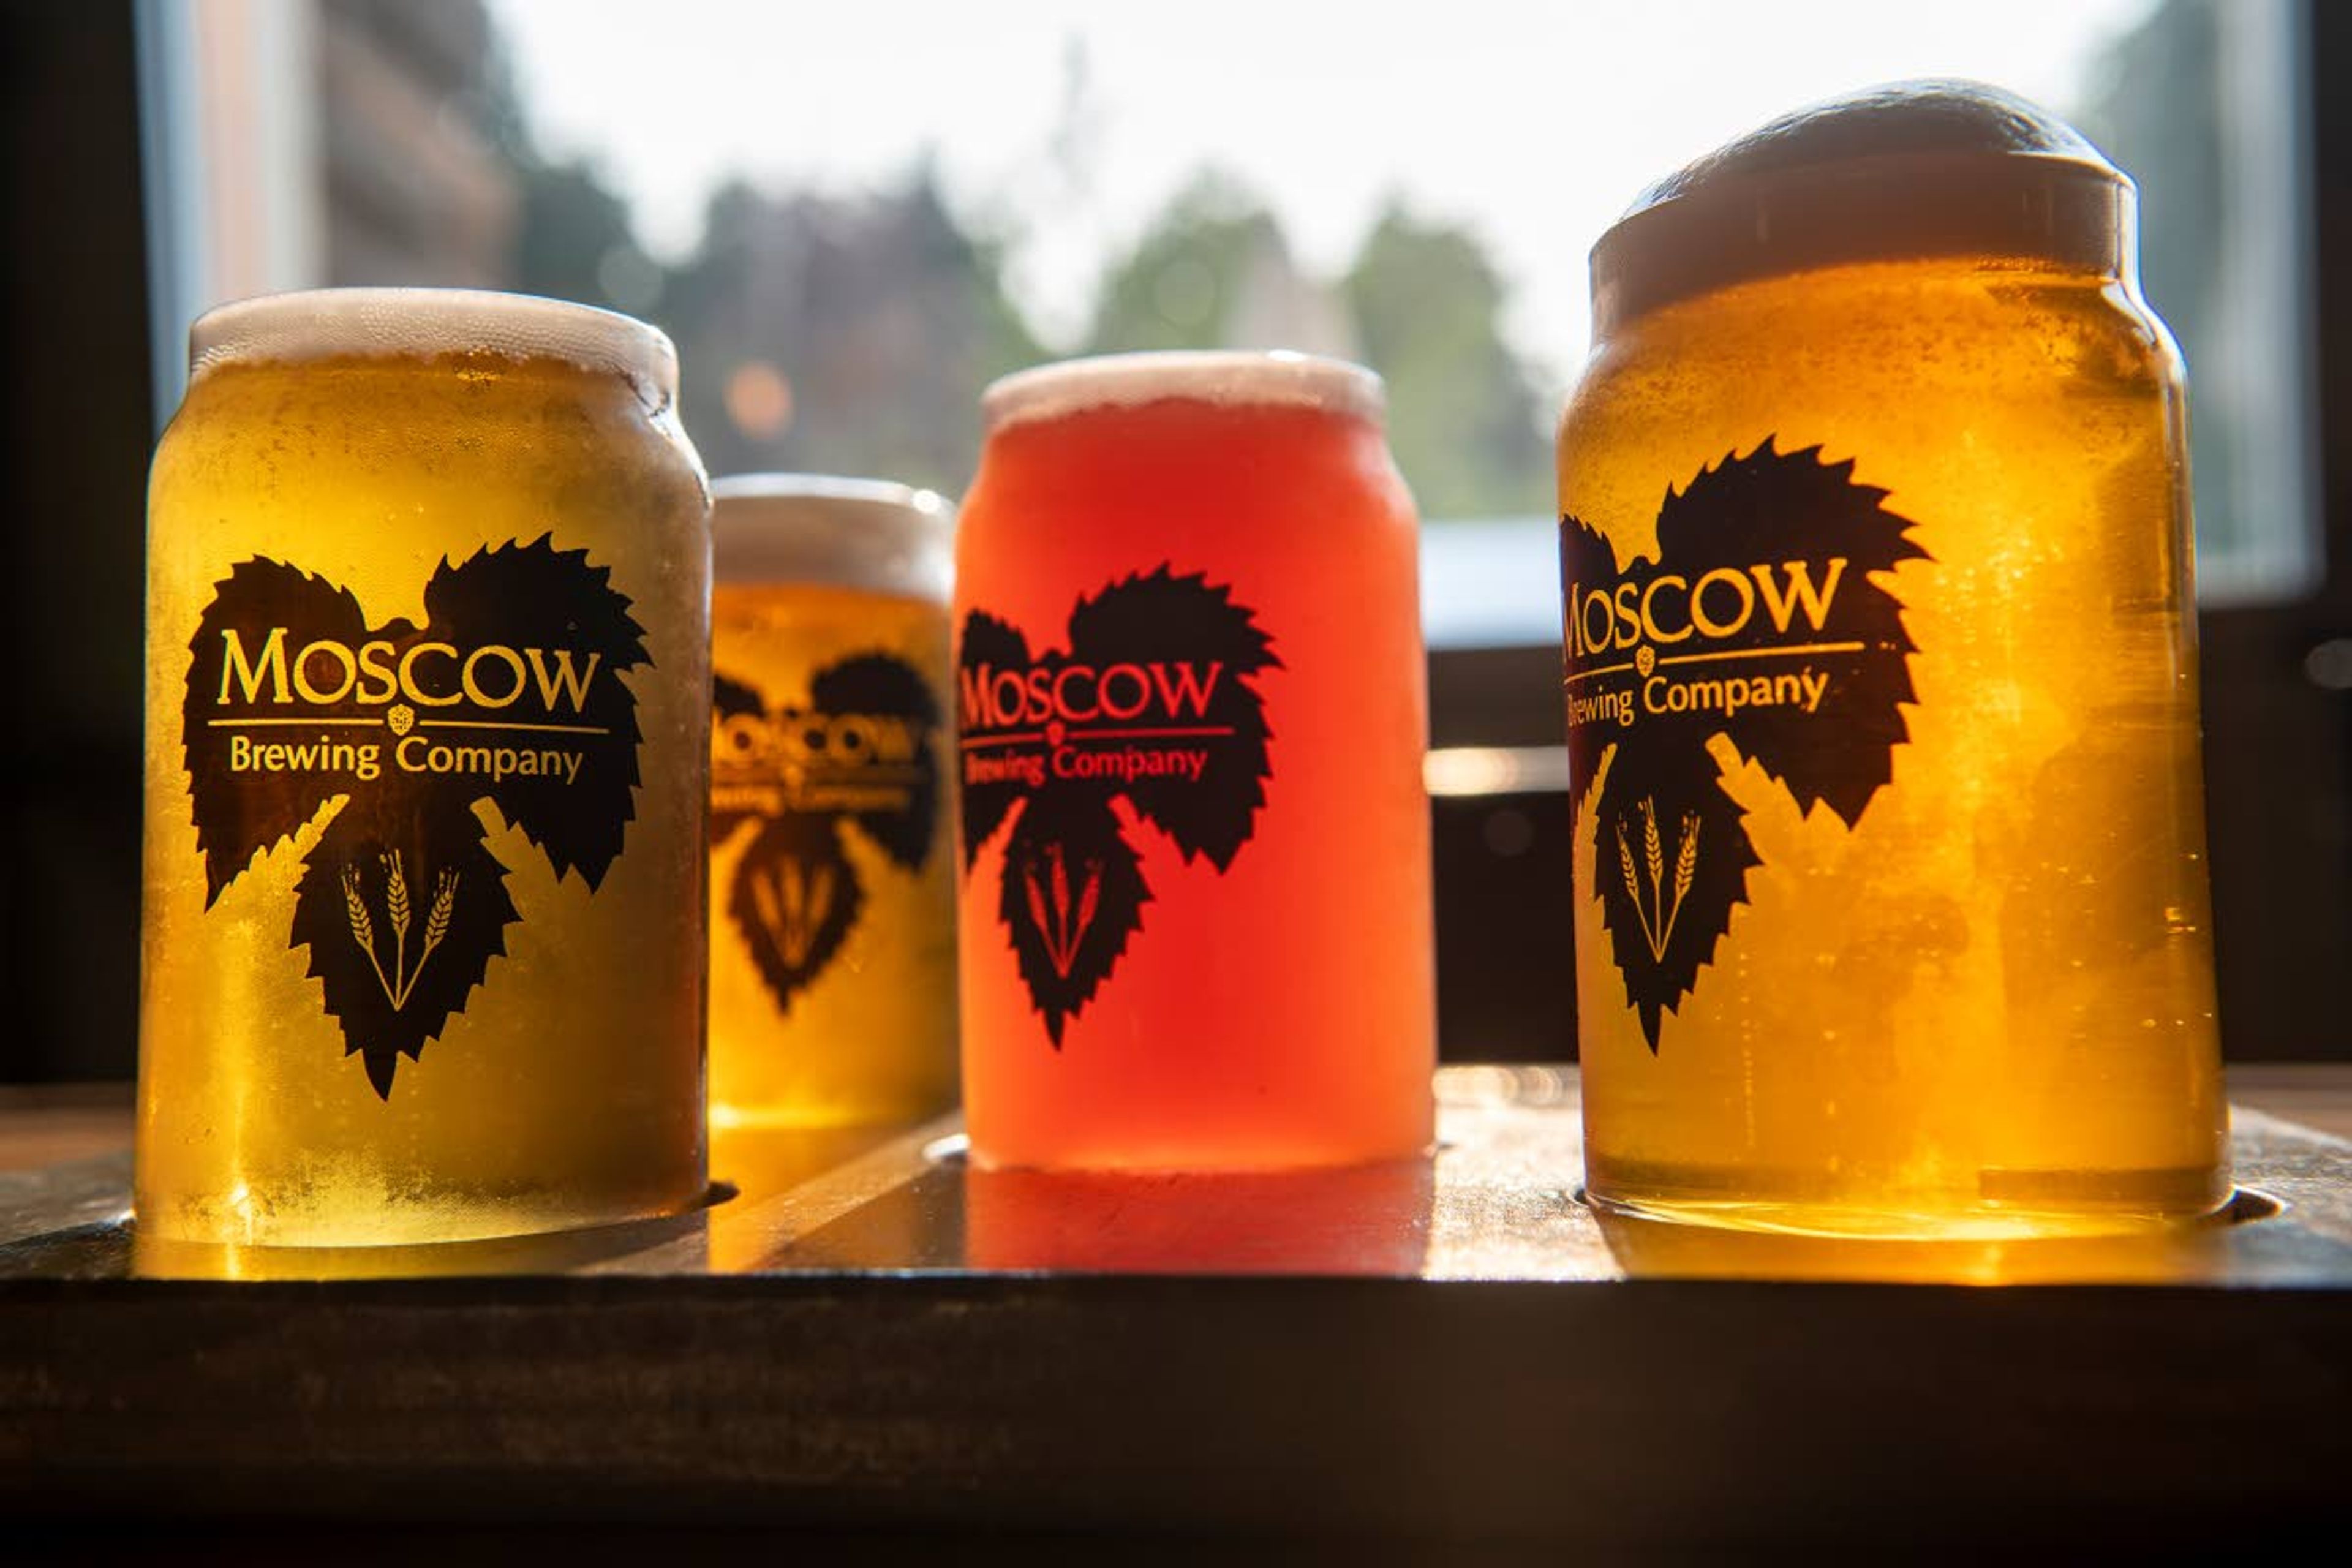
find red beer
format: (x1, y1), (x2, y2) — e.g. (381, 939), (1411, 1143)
(956, 352), (1435, 1169)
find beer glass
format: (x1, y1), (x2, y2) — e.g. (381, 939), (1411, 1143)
(957, 351), (1436, 1169)
(707, 475), (958, 1127)
(1558, 83), (2230, 1236)
(139, 288), (712, 1246)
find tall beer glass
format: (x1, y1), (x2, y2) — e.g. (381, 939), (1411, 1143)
(957, 352), (1435, 1169)
(1558, 83), (2230, 1236)
(708, 475), (958, 1127)
(139, 288), (712, 1246)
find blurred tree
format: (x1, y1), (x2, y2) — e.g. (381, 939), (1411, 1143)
(660, 166), (1044, 493)
(1346, 201), (1553, 519)
(510, 158), (666, 318)
(1085, 172), (1300, 352)
(469, 31), (668, 319)
(1088, 177), (1549, 518)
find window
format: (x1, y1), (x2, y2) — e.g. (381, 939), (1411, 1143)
(141, 0), (2320, 622)
(8, 0), (2338, 1080)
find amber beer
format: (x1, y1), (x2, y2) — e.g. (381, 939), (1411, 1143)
(1558, 84), (2230, 1235)
(707, 475), (958, 1126)
(138, 288), (712, 1248)
(957, 352), (1435, 1169)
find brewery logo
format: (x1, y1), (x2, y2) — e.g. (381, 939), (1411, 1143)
(182, 536), (650, 1098)
(711, 654), (940, 1012)
(1561, 438), (1929, 1050)
(958, 565), (1279, 1046)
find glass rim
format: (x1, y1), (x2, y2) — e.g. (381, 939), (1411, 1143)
(187, 286), (679, 401)
(981, 349), (1385, 434)
(1591, 80), (2135, 332)
(710, 470), (953, 601)
(1591, 150), (2132, 333)
(711, 472), (948, 518)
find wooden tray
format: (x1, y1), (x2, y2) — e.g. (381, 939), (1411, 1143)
(2, 1066), (2347, 1553)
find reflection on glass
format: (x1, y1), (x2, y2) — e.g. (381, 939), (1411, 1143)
(1593, 1192), (2278, 1287)
(131, 1198), (718, 1281)
(965, 1156), (1435, 1275)
(703, 1121), (917, 1273)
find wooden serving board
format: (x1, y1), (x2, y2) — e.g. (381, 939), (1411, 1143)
(2, 1066), (2346, 1555)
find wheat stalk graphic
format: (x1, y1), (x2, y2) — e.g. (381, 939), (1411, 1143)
(424, 870), (457, 948)
(1026, 843), (1103, 979)
(388, 867), (459, 1010)
(341, 864), (373, 948)
(341, 855), (459, 1011)
(1642, 799), (1665, 897)
(1616, 823), (1661, 962)
(1051, 842), (1070, 939)
(767, 860), (834, 969)
(383, 853), (412, 940)
(1072, 862), (1101, 959)
(1659, 812), (1701, 954)
(751, 867), (784, 952)
(782, 862), (810, 967)
(1618, 800), (1704, 963)
(381, 851), (413, 1009)
(342, 863), (398, 1006)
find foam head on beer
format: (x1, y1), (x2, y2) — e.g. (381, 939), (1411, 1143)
(706, 474), (960, 1129)
(1558, 83), (2230, 1238)
(138, 288), (711, 1254)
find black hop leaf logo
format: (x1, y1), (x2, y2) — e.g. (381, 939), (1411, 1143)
(959, 567), (1280, 1046)
(182, 536), (650, 1098)
(710, 654), (940, 1012)
(1561, 438), (1929, 1050)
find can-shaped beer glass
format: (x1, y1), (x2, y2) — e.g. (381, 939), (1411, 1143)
(957, 352), (1436, 1169)
(708, 475), (959, 1126)
(1558, 83), (2230, 1236)
(139, 288), (712, 1246)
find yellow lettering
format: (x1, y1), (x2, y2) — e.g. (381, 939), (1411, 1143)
(1690, 568), (1755, 639)
(462, 644), (529, 708)
(399, 643), (462, 707)
(356, 640), (399, 703)
(217, 627), (289, 705)
(525, 647), (602, 711)
(292, 639), (356, 705)
(1639, 575), (1692, 644)
(1612, 582), (1642, 650)
(1750, 558), (1847, 633)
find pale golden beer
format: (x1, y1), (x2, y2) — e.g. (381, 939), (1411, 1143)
(707, 476), (958, 1126)
(1559, 85), (2230, 1236)
(138, 288), (712, 1248)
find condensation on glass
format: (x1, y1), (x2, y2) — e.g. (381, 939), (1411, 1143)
(706, 474), (959, 1129)
(956, 351), (1436, 1170)
(1557, 82), (2230, 1237)
(138, 287), (712, 1251)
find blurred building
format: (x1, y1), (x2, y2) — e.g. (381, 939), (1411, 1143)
(665, 175), (1041, 494)
(315, 0), (516, 285)
(185, 0), (515, 305)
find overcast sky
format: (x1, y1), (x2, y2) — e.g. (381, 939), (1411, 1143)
(493, 0), (2157, 380)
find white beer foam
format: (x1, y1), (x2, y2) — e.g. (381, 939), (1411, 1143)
(983, 350), (1384, 433)
(1624, 78), (2112, 224)
(189, 287), (679, 402)
(1593, 81), (2132, 326)
(712, 473), (952, 603)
